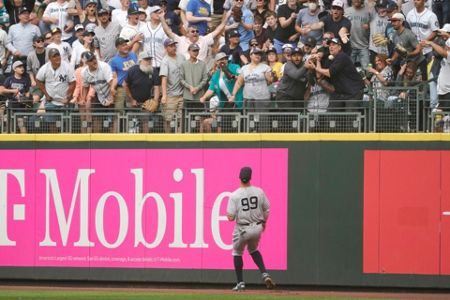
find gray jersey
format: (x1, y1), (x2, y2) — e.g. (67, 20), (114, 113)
(227, 185), (270, 225)
(160, 54), (185, 97)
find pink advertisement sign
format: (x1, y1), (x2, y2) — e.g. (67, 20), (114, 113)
(0, 148), (287, 270)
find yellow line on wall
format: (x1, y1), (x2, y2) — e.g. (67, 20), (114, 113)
(1, 133), (450, 142)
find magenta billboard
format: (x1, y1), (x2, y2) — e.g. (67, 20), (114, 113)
(0, 148), (287, 270)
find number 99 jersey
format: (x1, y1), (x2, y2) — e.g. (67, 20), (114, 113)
(227, 186), (270, 226)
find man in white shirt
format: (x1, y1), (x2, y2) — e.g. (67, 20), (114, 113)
(139, 6), (168, 70)
(47, 27), (72, 63)
(42, 0), (74, 42)
(120, 7), (144, 53)
(406, 0), (439, 56)
(112, 0), (131, 27)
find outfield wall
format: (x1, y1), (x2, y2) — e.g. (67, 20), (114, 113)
(1, 133), (450, 288)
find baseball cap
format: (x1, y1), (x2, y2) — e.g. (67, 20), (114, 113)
(82, 29), (95, 36)
(282, 43), (293, 51)
(138, 51), (153, 60)
(327, 37), (342, 45)
(386, 0), (398, 11)
(48, 48), (60, 58)
(33, 35), (44, 42)
(227, 29), (240, 38)
(446, 39), (450, 48)
(292, 47), (303, 55)
(82, 51), (96, 61)
(149, 5), (161, 14)
(390, 12), (405, 22)
(128, 7), (139, 15)
(138, 7), (147, 15)
(215, 52), (227, 61)
(439, 24), (450, 33)
(84, 0), (97, 8)
(18, 7), (30, 15)
(115, 37), (129, 47)
(12, 61), (24, 70)
(375, 0), (388, 8)
(331, 0), (344, 9)
(250, 47), (263, 55)
(304, 36), (317, 47)
(74, 24), (84, 32)
(51, 27), (62, 35)
(163, 38), (177, 47)
(97, 8), (109, 15)
(239, 167), (252, 183)
(266, 47), (277, 54)
(188, 43), (200, 51)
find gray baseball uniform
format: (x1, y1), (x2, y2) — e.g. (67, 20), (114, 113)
(227, 185), (270, 256)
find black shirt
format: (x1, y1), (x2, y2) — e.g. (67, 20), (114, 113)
(321, 15), (352, 55)
(329, 51), (364, 97)
(220, 44), (244, 66)
(124, 64), (160, 103)
(36, 51), (46, 68)
(275, 4), (302, 43)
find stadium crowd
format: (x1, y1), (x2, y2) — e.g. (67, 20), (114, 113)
(0, 0), (448, 133)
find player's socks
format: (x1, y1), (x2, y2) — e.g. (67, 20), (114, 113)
(234, 255), (244, 283)
(250, 250), (267, 273)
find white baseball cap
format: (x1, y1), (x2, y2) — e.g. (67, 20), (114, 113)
(331, 0), (344, 8)
(390, 13), (405, 22)
(149, 5), (161, 14)
(439, 23), (450, 33)
(446, 39), (450, 48)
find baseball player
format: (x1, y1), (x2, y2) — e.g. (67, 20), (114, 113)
(226, 166), (275, 292)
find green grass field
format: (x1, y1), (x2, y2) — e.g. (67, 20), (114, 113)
(0, 289), (396, 300)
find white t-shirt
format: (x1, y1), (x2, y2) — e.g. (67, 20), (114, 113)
(112, 8), (129, 28)
(120, 22), (143, 41)
(401, 0), (431, 17)
(47, 42), (72, 63)
(82, 61), (114, 105)
(406, 8), (439, 55)
(0, 29), (7, 61)
(240, 63), (271, 100)
(43, 2), (72, 41)
(36, 61), (75, 105)
(173, 34), (214, 61)
(438, 52), (450, 96)
(139, 22), (168, 68)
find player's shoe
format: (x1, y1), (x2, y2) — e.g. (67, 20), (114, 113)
(232, 282), (245, 292)
(262, 273), (276, 289)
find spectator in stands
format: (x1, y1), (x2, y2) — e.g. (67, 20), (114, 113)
(314, 37), (365, 110)
(81, 51), (116, 132)
(71, 29), (100, 69)
(27, 35), (48, 97)
(112, 0), (130, 27)
(110, 37), (137, 115)
(42, 0), (74, 42)
(274, 0), (301, 53)
(423, 37), (450, 109)
(200, 51), (242, 109)
(266, 47), (283, 82)
(432, 0), (449, 27)
(43, 31), (53, 47)
(186, 0), (212, 36)
(138, 0), (152, 21)
(295, 0), (322, 45)
(4, 60), (31, 133)
(180, 43), (208, 113)
(345, 0), (370, 68)
(244, 38), (259, 60)
(253, 0), (270, 21)
(302, 36), (316, 61)
(95, 8), (121, 63)
(124, 51), (161, 133)
(276, 47), (308, 109)
(36, 48), (75, 131)
(139, 6), (168, 78)
(6, 7), (41, 65)
(120, 7), (144, 53)
(4, 0), (35, 25)
(387, 13), (426, 80)
(71, 0), (100, 33)
(253, 15), (270, 50)
(369, 0), (390, 64)
(221, 29), (248, 65)
(304, 59), (333, 113)
(230, 47), (273, 131)
(160, 9), (226, 61)
(72, 24), (86, 54)
(160, 38), (185, 133)
(309, 0), (352, 55)
(225, 0), (255, 52)
(160, 0), (183, 36)
(265, 11), (279, 46)
(72, 56), (95, 133)
(365, 53), (394, 102)
(47, 27), (72, 63)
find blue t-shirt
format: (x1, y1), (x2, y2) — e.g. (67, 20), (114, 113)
(109, 52), (138, 86)
(186, 0), (211, 35)
(226, 7), (254, 51)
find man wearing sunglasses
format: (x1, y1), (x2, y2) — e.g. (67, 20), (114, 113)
(27, 35), (49, 97)
(159, 9), (226, 61)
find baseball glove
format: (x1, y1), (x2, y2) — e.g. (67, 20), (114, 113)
(372, 33), (388, 47)
(142, 98), (159, 113)
(395, 43), (408, 57)
(232, 6), (242, 23)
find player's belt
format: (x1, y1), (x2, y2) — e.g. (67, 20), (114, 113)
(238, 221), (264, 226)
